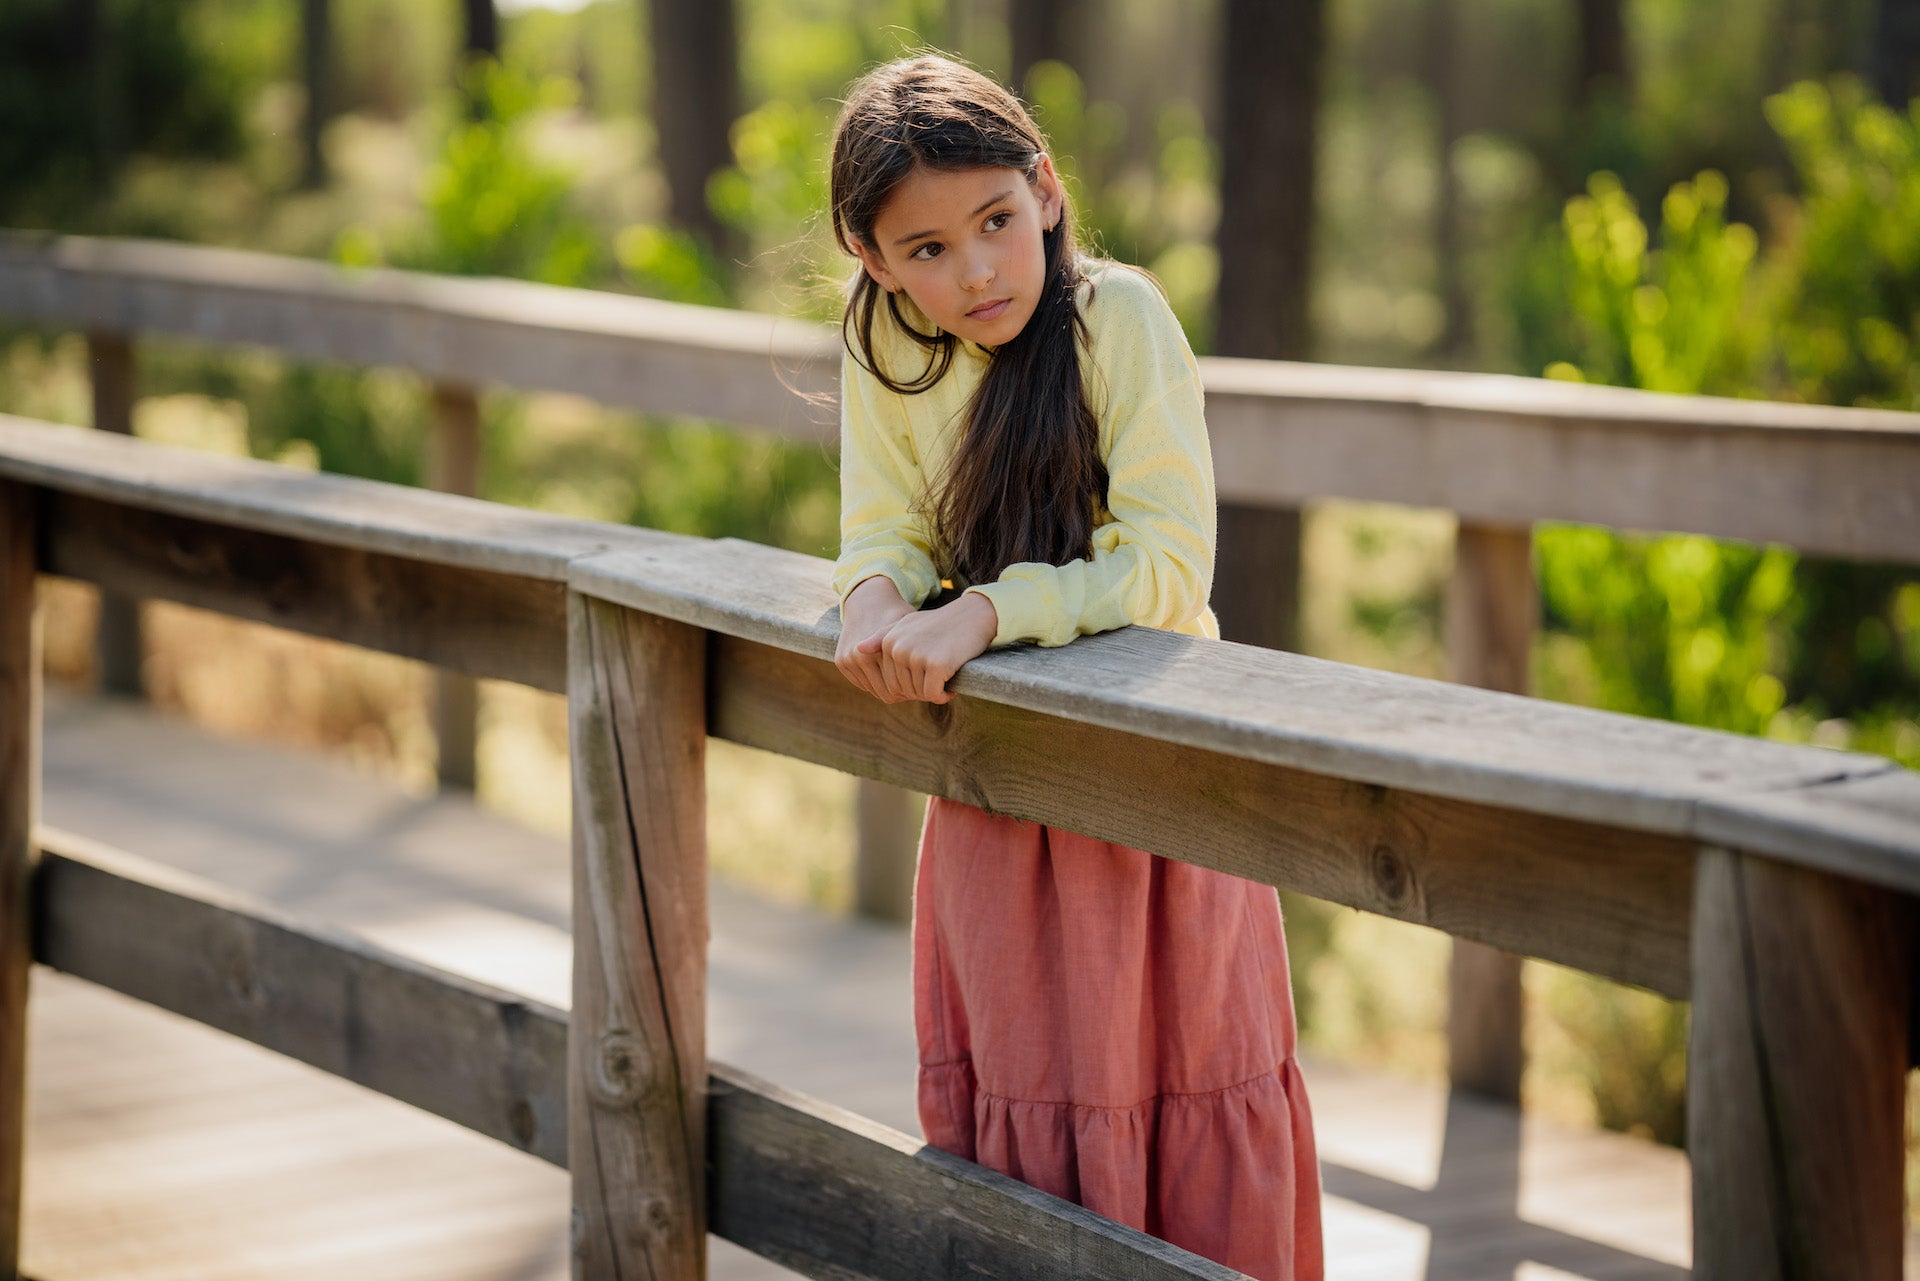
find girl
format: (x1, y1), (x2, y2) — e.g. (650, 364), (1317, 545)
(827, 53), (1324, 1281)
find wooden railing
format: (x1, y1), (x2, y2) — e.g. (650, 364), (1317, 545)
(3, 230), (1917, 1113)
(3, 415), (1917, 1278)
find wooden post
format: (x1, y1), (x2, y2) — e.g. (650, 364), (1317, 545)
(1444, 520), (1533, 1101)
(87, 332), (141, 698)
(428, 383), (482, 791)
(0, 481), (40, 1278)
(1689, 846), (1911, 1280)
(1213, 503), (1302, 653)
(854, 780), (922, 924)
(567, 593), (707, 1280)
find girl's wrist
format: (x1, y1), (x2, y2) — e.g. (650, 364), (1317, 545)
(956, 589), (1000, 647)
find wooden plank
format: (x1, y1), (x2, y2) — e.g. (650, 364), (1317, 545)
(1443, 521), (1535, 1102)
(427, 382), (484, 791)
(0, 415), (686, 581)
(0, 235), (839, 438)
(1688, 846), (1912, 1280)
(853, 780), (920, 925)
(567, 539), (1904, 868)
(0, 480), (37, 1275)
(707, 1060), (1243, 1281)
(567, 595), (708, 1279)
(1695, 767), (1920, 895)
(31, 828), (571, 1166)
(1213, 502), (1302, 651)
(5, 233), (1918, 560)
(41, 489), (569, 693)
(1202, 358), (1920, 564)
(86, 331), (142, 697)
(706, 631), (1695, 996)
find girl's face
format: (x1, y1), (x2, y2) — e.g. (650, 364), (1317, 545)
(853, 157), (1065, 350)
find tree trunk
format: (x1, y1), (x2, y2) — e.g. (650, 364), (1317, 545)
(648, 0), (740, 271)
(464, 0), (499, 60)
(300, 0), (331, 190)
(1213, 0), (1324, 654)
(1011, 0), (1073, 95)
(1426, 0), (1471, 362)
(1869, 0), (1920, 104)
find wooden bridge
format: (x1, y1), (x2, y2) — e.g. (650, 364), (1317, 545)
(1, 233), (1918, 1279)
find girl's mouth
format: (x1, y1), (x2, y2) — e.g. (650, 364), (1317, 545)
(967, 298), (1011, 321)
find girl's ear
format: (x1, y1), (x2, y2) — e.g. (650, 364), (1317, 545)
(852, 238), (901, 294)
(1033, 153), (1065, 231)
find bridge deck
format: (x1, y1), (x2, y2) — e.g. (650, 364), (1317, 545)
(19, 687), (1740, 1280)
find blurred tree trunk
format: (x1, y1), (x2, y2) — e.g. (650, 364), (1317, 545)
(300, 0), (331, 190)
(1559, 0), (1629, 196)
(1426, 0), (1470, 363)
(462, 0), (498, 119)
(1870, 0), (1920, 103)
(648, 0), (740, 271)
(1211, 0), (1323, 653)
(464, 0), (499, 59)
(1012, 0), (1074, 95)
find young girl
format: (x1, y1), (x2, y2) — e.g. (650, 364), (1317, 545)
(826, 53), (1324, 1281)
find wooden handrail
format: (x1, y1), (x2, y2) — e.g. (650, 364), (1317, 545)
(3, 230), (1916, 560)
(2, 420), (1915, 1277)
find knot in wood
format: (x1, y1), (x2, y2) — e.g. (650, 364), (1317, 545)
(590, 1029), (649, 1107)
(1370, 842), (1415, 911)
(508, 1098), (536, 1147)
(924, 700), (954, 734)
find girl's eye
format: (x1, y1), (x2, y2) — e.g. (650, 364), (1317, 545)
(910, 242), (943, 262)
(986, 211), (1012, 231)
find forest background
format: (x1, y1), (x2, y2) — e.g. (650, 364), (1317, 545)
(0, 0), (1916, 1168)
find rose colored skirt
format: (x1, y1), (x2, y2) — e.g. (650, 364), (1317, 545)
(913, 797), (1325, 1281)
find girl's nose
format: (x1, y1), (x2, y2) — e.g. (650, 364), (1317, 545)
(961, 252), (994, 291)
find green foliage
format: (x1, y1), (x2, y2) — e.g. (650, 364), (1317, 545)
(0, 0), (255, 228)
(1765, 79), (1920, 412)
(337, 60), (604, 288)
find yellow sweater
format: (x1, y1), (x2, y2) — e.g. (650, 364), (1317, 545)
(831, 259), (1220, 648)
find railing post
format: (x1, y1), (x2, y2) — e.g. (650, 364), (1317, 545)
(87, 332), (141, 698)
(567, 591), (707, 1280)
(1443, 520), (1533, 1101)
(1688, 845), (1910, 1280)
(1, 481), (39, 1279)
(1214, 502), (1302, 653)
(427, 382), (483, 790)
(854, 781), (922, 923)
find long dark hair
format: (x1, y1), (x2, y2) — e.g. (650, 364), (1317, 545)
(829, 53), (1105, 587)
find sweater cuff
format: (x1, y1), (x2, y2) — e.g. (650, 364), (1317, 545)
(965, 579), (1054, 648)
(835, 557), (940, 611)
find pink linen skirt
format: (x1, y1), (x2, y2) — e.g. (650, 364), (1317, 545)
(913, 797), (1324, 1281)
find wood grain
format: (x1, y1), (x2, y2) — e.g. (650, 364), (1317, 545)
(24, 821), (1251, 1279)
(1688, 847), (1912, 1280)
(0, 415), (686, 580)
(428, 382), (484, 790)
(4, 233), (1917, 559)
(708, 1060), (1245, 1280)
(568, 595), (708, 1279)
(570, 538), (1909, 883)
(43, 490), (569, 692)
(32, 828), (570, 1165)
(0, 480), (36, 1276)
(1444, 521), (1535, 1102)
(86, 330), (142, 697)
(709, 632), (1696, 996)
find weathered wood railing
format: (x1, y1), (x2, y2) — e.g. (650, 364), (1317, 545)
(3, 230), (1917, 1110)
(2, 415), (1917, 1278)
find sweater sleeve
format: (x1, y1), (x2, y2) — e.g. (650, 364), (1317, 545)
(964, 270), (1216, 647)
(829, 344), (943, 609)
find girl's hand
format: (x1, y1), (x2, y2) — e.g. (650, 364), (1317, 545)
(837, 575), (918, 703)
(862, 592), (999, 704)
